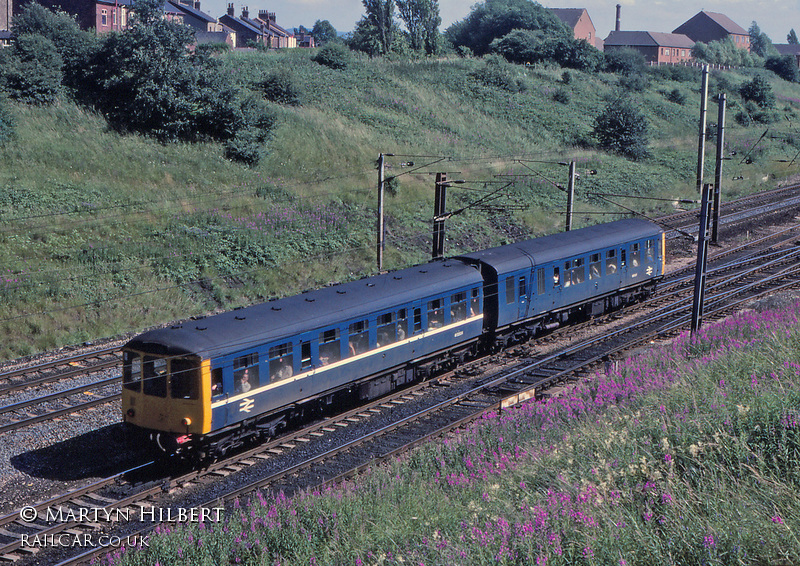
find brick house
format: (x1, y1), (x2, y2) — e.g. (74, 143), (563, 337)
(548, 8), (601, 50)
(604, 31), (694, 64)
(673, 11), (750, 51)
(254, 9), (295, 48)
(166, 0), (233, 47)
(13, 0), (132, 32)
(218, 4), (267, 48)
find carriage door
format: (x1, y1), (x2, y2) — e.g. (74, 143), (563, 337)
(628, 243), (641, 282)
(517, 274), (528, 319)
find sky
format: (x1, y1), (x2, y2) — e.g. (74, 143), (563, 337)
(197, 0), (799, 44)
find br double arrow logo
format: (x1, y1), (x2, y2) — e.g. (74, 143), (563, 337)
(239, 398), (254, 413)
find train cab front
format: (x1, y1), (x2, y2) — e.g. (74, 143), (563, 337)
(121, 348), (211, 456)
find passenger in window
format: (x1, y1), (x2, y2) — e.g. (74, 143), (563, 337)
(211, 374), (223, 396)
(272, 357), (292, 381)
(236, 368), (252, 393)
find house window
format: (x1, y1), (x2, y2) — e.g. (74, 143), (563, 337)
(101, 9), (107, 26)
(112, 9), (116, 26)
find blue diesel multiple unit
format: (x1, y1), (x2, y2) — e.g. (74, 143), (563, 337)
(122, 219), (664, 458)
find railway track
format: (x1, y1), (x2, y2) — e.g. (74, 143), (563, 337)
(1, 187), (800, 565)
(3, 224), (800, 566)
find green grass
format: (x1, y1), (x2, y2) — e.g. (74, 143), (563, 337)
(99, 298), (800, 566)
(2, 52), (800, 359)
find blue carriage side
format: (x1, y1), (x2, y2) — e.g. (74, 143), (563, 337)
(458, 219), (664, 343)
(122, 258), (485, 455)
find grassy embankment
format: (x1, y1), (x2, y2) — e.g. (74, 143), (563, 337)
(98, 298), (800, 565)
(2, 50), (800, 358)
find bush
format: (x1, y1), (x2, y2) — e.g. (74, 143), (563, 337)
(256, 69), (302, 106)
(603, 47), (646, 76)
(468, 55), (526, 92)
(225, 95), (275, 166)
(648, 64), (697, 82)
(0, 97), (14, 145)
(666, 88), (687, 105)
(552, 88), (570, 104)
(593, 98), (650, 160)
(561, 70), (571, 84)
(739, 74), (775, 108)
(0, 34), (63, 105)
(312, 43), (351, 70)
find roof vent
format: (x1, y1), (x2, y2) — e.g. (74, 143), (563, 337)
(171, 324), (183, 329)
(366, 283), (375, 287)
(271, 306), (282, 311)
(393, 275), (402, 280)
(196, 325), (207, 331)
(235, 315), (246, 320)
(305, 297), (316, 302)
(419, 269), (428, 273)
(336, 290), (347, 294)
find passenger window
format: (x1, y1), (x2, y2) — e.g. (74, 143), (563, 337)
(427, 298), (445, 328)
(589, 254), (601, 280)
(349, 320), (369, 355)
(397, 309), (408, 340)
(319, 329), (341, 365)
(450, 292), (468, 322)
(553, 266), (560, 287)
(505, 277), (515, 304)
(563, 262), (571, 288)
(300, 341), (312, 370)
(571, 258), (585, 285)
(234, 353), (259, 393)
(123, 351), (141, 392)
(621, 249), (627, 267)
(170, 358), (199, 399)
(606, 249), (617, 274)
(470, 288), (481, 315)
(269, 343), (293, 382)
(537, 268), (545, 295)
(646, 239), (655, 261)
(377, 313), (396, 346)
(518, 276), (526, 300)
(143, 356), (167, 397)
(631, 243), (640, 268)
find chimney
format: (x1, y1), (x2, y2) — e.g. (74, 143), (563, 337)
(268, 11), (275, 22)
(227, 2), (233, 16)
(258, 9), (268, 20)
(615, 4), (621, 31)
(241, 5), (248, 19)
(194, 1), (200, 10)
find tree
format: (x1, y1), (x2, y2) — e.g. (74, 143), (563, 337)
(593, 98), (650, 161)
(445, 0), (569, 56)
(82, 0), (269, 162)
(0, 34), (63, 105)
(362, 0), (396, 55)
(692, 38), (761, 67)
(396, 0), (440, 54)
(311, 20), (338, 45)
(788, 28), (799, 44)
(749, 21), (777, 58)
(765, 55), (799, 82)
(11, 3), (96, 94)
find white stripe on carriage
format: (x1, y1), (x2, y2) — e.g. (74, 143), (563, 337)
(212, 314), (484, 408)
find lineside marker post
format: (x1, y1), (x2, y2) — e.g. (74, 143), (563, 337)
(696, 65), (709, 193)
(712, 92), (726, 244)
(377, 153), (387, 271)
(432, 173), (447, 260)
(565, 161), (575, 231)
(691, 183), (713, 335)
